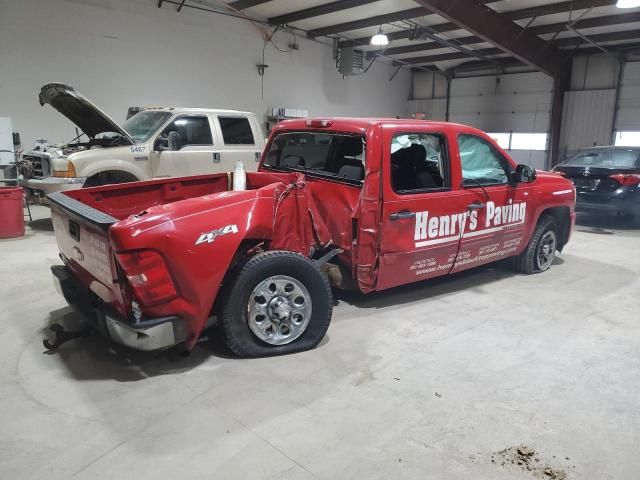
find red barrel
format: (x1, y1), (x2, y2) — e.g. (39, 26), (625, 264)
(0, 187), (25, 239)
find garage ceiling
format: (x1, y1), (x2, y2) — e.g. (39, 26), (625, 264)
(188, 0), (640, 75)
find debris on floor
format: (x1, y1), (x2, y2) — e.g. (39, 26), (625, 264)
(490, 445), (573, 479)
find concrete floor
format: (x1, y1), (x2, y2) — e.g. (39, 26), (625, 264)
(1, 206), (639, 480)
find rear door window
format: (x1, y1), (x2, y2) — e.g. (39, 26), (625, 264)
(391, 133), (448, 193)
(219, 116), (255, 145)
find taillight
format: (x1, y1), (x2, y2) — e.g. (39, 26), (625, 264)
(116, 250), (177, 306)
(305, 119), (333, 128)
(609, 173), (640, 186)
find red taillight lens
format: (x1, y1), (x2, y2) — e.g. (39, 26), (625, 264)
(305, 119), (333, 128)
(116, 250), (177, 306)
(609, 173), (640, 186)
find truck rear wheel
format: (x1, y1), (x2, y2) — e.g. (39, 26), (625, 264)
(514, 215), (557, 274)
(220, 251), (333, 357)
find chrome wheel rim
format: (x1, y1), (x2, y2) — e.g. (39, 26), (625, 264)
(247, 275), (312, 345)
(536, 230), (556, 271)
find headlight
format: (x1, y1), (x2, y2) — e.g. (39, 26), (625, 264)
(53, 161), (77, 178)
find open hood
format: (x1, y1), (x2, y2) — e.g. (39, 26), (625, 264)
(39, 83), (134, 144)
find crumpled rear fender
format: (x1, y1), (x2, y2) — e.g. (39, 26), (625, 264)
(110, 188), (277, 348)
(110, 176), (333, 349)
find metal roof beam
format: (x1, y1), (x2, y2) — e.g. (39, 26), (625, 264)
(307, 7), (428, 37)
(227, 0), (272, 10)
(413, 0), (568, 76)
(269, 0), (381, 25)
(344, 0), (615, 48)
(393, 47), (502, 65)
(554, 29), (640, 47)
(530, 11), (640, 35)
(369, 11), (640, 58)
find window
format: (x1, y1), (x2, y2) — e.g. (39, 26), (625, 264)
(458, 134), (510, 186)
(563, 149), (640, 168)
(160, 116), (213, 148)
(484, 132), (548, 151)
(122, 111), (172, 142)
(511, 133), (547, 151)
(391, 133), (447, 192)
(219, 116), (255, 145)
(614, 131), (640, 147)
(263, 132), (365, 183)
(488, 133), (510, 150)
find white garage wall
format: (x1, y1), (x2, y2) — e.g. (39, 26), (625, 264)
(449, 72), (552, 134)
(0, 0), (410, 147)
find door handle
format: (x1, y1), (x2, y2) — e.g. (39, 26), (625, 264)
(213, 152), (220, 163)
(389, 210), (416, 221)
(467, 201), (485, 211)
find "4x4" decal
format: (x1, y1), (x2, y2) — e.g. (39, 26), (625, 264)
(195, 224), (238, 245)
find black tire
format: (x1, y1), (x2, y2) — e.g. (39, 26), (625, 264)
(220, 251), (333, 357)
(514, 215), (558, 274)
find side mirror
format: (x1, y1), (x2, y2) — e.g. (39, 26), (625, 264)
(167, 131), (181, 151)
(154, 137), (169, 152)
(513, 164), (536, 184)
(153, 131), (181, 152)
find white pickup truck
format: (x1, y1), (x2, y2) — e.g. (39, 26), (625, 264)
(20, 84), (265, 195)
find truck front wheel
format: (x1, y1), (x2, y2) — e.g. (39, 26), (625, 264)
(84, 171), (138, 187)
(514, 215), (557, 274)
(221, 251), (333, 357)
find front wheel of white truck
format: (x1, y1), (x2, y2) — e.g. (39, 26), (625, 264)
(220, 251), (333, 357)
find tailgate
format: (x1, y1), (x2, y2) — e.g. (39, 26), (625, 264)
(48, 191), (119, 300)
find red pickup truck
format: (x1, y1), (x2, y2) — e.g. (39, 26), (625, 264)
(48, 118), (576, 357)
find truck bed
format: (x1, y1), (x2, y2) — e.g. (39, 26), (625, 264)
(48, 173), (231, 224)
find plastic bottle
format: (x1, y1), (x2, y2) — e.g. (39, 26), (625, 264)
(233, 160), (246, 191)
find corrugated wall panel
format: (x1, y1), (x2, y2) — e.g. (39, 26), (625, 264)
(615, 61), (640, 131)
(560, 89), (616, 154)
(412, 71), (447, 99)
(407, 99), (447, 120)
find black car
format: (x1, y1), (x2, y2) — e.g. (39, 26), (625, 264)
(553, 147), (640, 219)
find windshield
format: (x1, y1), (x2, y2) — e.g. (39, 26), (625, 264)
(121, 111), (172, 142)
(563, 149), (640, 169)
(263, 132), (365, 183)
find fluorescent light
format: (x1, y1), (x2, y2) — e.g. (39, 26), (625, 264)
(617, 0), (640, 7)
(370, 27), (388, 46)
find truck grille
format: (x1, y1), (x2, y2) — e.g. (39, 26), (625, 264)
(20, 154), (51, 179)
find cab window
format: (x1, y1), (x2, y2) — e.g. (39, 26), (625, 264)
(458, 134), (510, 186)
(391, 133), (448, 193)
(219, 116), (255, 145)
(263, 132), (365, 184)
(160, 115), (213, 148)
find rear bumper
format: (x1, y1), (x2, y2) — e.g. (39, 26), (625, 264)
(575, 188), (640, 216)
(575, 198), (639, 216)
(51, 265), (186, 351)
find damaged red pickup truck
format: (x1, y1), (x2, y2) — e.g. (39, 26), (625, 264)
(49, 118), (576, 357)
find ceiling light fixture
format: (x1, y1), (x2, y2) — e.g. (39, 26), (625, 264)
(370, 26), (389, 46)
(617, 0), (640, 7)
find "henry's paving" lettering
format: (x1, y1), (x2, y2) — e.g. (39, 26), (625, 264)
(414, 200), (526, 246)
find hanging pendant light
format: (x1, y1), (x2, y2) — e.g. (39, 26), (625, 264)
(617, 0), (640, 7)
(370, 26), (389, 46)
